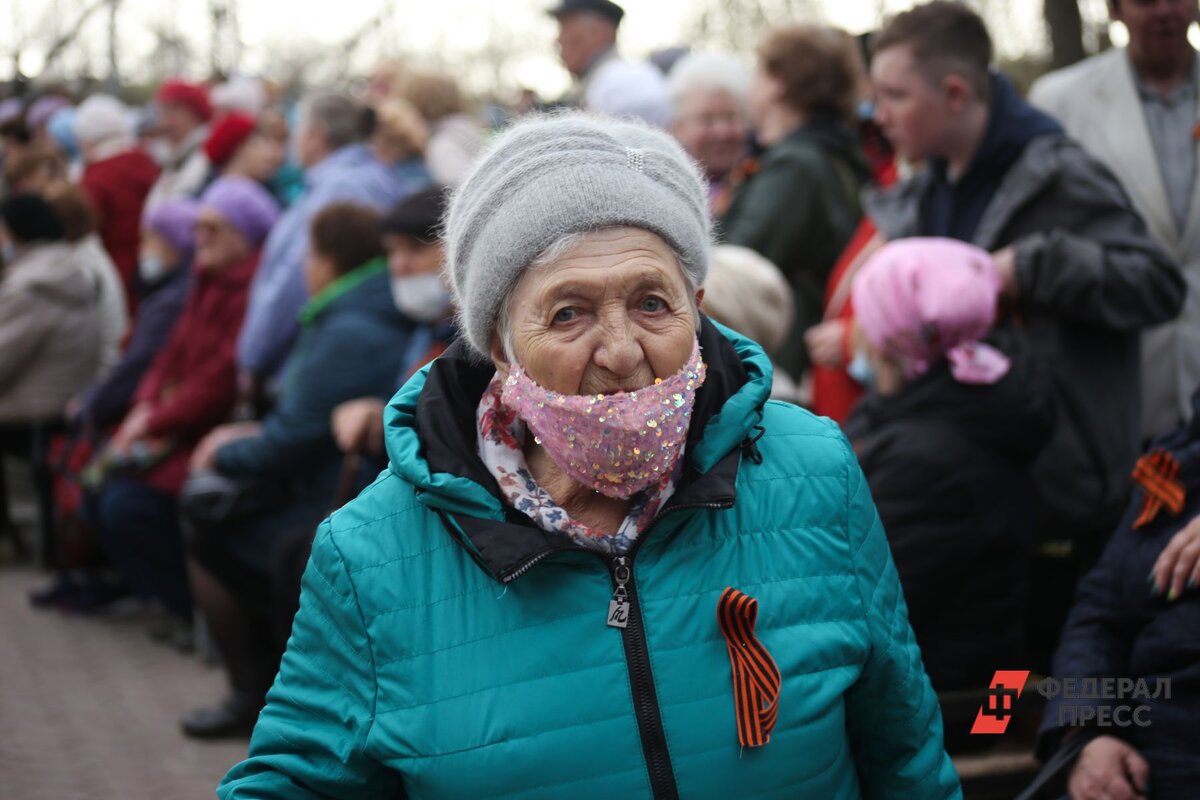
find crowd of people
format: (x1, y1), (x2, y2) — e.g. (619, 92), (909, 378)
(1, 0), (1199, 797)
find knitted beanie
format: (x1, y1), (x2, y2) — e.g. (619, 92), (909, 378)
(144, 198), (199, 259)
(204, 112), (257, 167)
(444, 112), (710, 357)
(199, 176), (279, 247)
(157, 80), (213, 122)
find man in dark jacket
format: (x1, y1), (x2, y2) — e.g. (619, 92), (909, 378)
(847, 333), (1053, 696)
(1037, 396), (1200, 800)
(865, 3), (1185, 565)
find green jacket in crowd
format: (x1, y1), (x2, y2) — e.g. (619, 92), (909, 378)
(219, 321), (961, 800)
(719, 118), (870, 380)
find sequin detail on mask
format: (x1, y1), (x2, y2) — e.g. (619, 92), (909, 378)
(500, 340), (706, 500)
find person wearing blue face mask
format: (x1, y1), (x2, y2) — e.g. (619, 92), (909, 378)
(331, 186), (459, 458)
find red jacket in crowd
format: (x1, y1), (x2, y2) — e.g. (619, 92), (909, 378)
(132, 249), (260, 494)
(80, 149), (161, 314)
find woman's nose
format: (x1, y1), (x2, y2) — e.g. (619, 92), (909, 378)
(591, 321), (644, 378)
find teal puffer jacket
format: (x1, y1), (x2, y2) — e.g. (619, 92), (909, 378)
(219, 320), (961, 800)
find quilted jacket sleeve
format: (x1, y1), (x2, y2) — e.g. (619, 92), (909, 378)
(839, 436), (963, 800)
(218, 521), (402, 799)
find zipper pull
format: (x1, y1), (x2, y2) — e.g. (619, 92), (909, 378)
(607, 556), (631, 628)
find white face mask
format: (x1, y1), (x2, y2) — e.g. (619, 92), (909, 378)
(138, 253), (170, 284)
(391, 273), (451, 323)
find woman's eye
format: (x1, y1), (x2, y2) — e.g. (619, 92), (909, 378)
(553, 307), (578, 324)
(640, 296), (666, 313)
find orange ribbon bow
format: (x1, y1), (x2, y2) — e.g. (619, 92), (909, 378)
(1132, 449), (1186, 529)
(717, 587), (781, 748)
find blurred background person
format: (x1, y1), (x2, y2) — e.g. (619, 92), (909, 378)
(90, 177), (277, 639)
(667, 52), (751, 216)
(398, 71), (483, 187)
(144, 79), (213, 211)
(45, 183), (129, 378)
(211, 77), (269, 118)
(331, 186), (455, 459)
(1038, 398), (1200, 800)
(549, 0), (670, 126)
(0, 194), (100, 547)
(72, 199), (198, 433)
(719, 24), (871, 386)
(237, 92), (414, 391)
(181, 202), (413, 738)
(368, 98), (433, 194)
(1031, 0), (1200, 444)
(2, 145), (68, 195)
(843, 238), (1052, 717)
(0, 194), (100, 429)
(700, 244), (797, 402)
(74, 94), (160, 314)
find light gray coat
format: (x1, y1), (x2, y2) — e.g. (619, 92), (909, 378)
(0, 243), (101, 423)
(1031, 47), (1200, 440)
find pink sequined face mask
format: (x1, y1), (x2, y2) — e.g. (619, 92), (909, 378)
(501, 340), (707, 499)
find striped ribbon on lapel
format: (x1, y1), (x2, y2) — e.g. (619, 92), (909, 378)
(1132, 450), (1186, 529)
(717, 587), (780, 747)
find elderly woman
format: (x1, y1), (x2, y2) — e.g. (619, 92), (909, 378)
(220, 115), (959, 800)
(667, 53), (751, 216)
(92, 176), (277, 631)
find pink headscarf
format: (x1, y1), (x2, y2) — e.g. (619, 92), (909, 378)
(851, 237), (1011, 385)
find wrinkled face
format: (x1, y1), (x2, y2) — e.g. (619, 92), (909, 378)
(1112, 0), (1198, 62)
(556, 12), (614, 77)
(671, 87), (747, 181)
(234, 132), (286, 182)
(193, 210), (250, 271)
(871, 45), (953, 162)
(159, 102), (203, 145)
(493, 227), (701, 396)
(383, 233), (445, 278)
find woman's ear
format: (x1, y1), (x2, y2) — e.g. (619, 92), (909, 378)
(490, 334), (511, 381)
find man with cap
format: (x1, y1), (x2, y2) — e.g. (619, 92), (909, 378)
(549, 0), (671, 126)
(144, 79), (214, 213)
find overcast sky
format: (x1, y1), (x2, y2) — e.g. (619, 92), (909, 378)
(0, 0), (1089, 97)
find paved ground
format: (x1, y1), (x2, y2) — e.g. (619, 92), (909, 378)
(0, 565), (248, 800)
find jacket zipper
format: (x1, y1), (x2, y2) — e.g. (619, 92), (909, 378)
(498, 497), (735, 798)
(606, 553), (679, 800)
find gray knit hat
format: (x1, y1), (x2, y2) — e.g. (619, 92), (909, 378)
(444, 112), (711, 357)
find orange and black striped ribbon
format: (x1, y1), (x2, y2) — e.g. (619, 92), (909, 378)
(717, 587), (780, 748)
(1132, 450), (1186, 529)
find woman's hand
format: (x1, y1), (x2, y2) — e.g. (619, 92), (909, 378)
(805, 320), (848, 368)
(1068, 735), (1149, 800)
(190, 421), (262, 472)
(332, 398), (386, 455)
(1151, 513), (1200, 602)
(109, 403), (154, 454)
